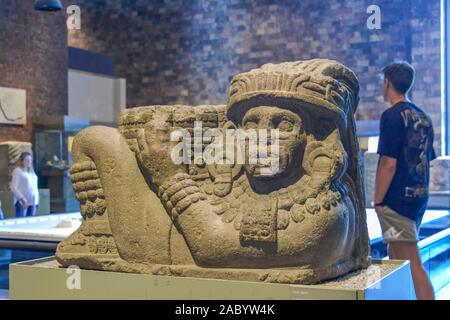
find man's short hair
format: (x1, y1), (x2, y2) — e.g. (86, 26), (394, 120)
(382, 62), (415, 95)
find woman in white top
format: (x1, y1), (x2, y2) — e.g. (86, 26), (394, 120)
(10, 152), (39, 218)
(0, 200), (4, 219)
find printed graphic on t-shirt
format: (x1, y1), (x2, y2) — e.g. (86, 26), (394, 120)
(400, 108), (432, 199)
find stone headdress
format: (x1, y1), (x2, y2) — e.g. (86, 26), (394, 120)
(227, 59), (359, 130)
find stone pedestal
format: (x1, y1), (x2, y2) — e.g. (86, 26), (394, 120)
(9, 257), (413, 300)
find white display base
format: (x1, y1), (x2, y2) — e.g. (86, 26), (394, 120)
(0, 213), (81, 242)
(9, 257), (413, 300)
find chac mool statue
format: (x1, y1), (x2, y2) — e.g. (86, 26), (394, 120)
(56, 59), (370, 284)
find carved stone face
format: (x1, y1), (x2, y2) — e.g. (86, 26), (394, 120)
(240, 106), (307, 179)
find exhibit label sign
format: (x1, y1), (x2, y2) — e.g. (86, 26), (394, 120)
(0, 87), (26, 125)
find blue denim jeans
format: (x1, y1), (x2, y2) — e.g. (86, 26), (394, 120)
(15, 202), (36, 218)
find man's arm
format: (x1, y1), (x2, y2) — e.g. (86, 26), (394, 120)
(375, 108), (404, 212)
(374, 155), (397, 208)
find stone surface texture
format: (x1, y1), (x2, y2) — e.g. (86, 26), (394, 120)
(56, 59), (370, 284)
(36, 258), (396, 290)
(364, 152), (380, 207)
(429, 158), (450, 192)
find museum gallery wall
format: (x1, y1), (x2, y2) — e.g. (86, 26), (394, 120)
(0, 0), (68, 143)
(68, 0), (442, 153)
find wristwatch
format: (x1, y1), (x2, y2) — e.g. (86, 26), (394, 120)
(374, 203), (383, 207)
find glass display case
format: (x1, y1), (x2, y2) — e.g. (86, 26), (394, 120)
(33, 116), (90, 213)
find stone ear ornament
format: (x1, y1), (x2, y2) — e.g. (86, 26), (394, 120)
(207, 120), (243, 197)
(302, 130), (347, 186)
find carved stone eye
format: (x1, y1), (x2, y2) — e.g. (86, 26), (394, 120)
(277, 119), (294, 132)
(244, 120), (258, 130)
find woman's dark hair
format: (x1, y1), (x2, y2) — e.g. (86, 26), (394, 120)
(382, 61), (415, 95)
(19, 152), (35, 173)
(20, 152), (32, 163)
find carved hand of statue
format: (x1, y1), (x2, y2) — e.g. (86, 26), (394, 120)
(136, 112), (187, 188)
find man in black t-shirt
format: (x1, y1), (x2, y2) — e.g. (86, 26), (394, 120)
(375, 61), (435, 300)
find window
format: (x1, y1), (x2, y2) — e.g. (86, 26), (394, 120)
(443, 0), (450, 155)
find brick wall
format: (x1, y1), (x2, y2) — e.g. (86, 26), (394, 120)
(0, 0), (68, 143)
(410, 0), (442, 151)
(68, 0), (443, 154)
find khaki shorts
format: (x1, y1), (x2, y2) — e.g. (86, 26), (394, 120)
(376, 206), (421, 243)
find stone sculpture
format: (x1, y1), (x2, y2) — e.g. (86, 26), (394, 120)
(429, 157), (450, 193)
(364, 152), (380, 207)
(56, 59), (370, 284)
